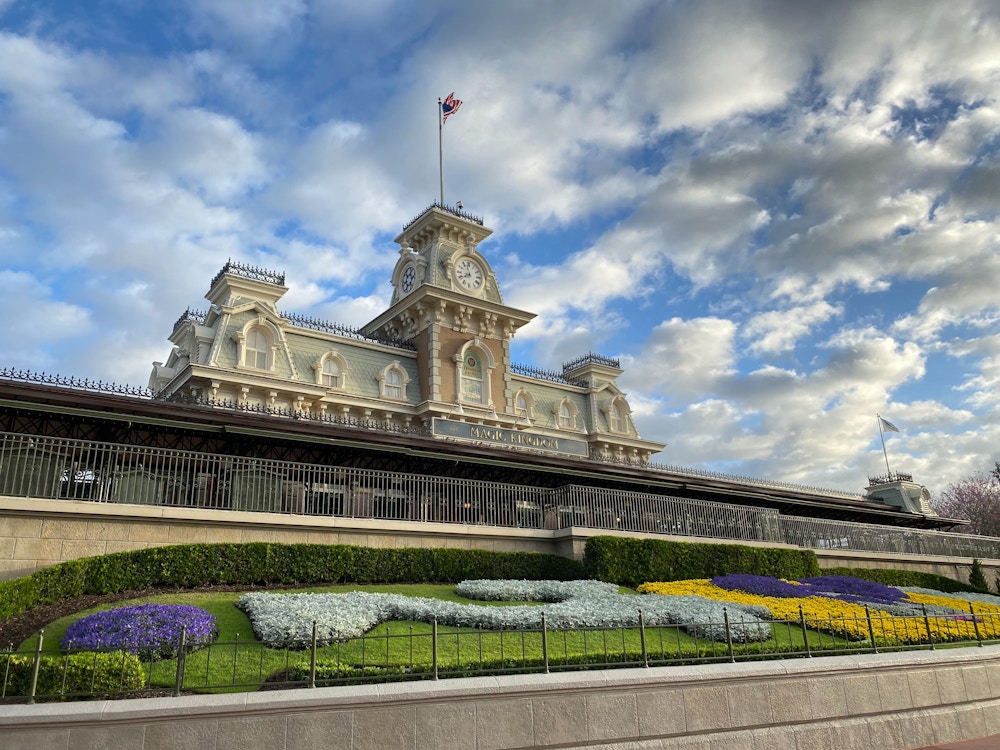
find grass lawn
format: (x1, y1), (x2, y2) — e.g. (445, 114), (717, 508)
(15, 582), (871, 694)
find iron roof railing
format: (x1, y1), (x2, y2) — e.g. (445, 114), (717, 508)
(210, 260), (286, 290)
(402, 201), (485, 231)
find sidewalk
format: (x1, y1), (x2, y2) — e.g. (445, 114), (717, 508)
(912, 735), (1000, 749)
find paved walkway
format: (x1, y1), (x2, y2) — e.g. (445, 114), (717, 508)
(912, 735), (1000, 749)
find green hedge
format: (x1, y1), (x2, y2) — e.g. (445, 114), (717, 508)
(0, 543), (584, 620)
(2, 651), (145, 697)
(821, 566), (981, 594)
(583, 536), (821, 588)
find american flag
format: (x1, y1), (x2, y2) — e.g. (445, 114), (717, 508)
(441, 92), (462, 123)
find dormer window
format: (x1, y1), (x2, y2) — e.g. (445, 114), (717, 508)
(378, 362), (409, 401)
(610, 401), (626, 432)
(234, 319), (282, 373)
(246, 329), (269, 369)
(514, 390), (535, 420)
(314, 351), (348, 391)
(385, 370), (402, 398)
(556, 399), (577, 429)
(322, 359), (341, 387)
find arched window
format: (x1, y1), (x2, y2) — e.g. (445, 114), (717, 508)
(322, 359), (341, 388)
(557, 400), (576, 429)
(610, 401), (626, 432)
(245, 328), (269, 370)
(313, 351), (348, 390)
(460, 351), (484, 403)
(378, 362), (409, 401)
(385, 369), (403, 399)
(514, 389), (534, 420)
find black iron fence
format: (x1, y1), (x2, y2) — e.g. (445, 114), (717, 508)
(3, 430), (1000, 559)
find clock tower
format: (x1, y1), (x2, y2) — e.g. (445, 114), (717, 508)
(362, 204), (535, 426)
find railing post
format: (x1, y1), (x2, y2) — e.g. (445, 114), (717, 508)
(723, 609), (735, 663)
(799, 605), (811, 657)
(638, 609), (649, 667)
(309, 621), (318, 688)
(970, 602), (983, 647)
(541, 612), (549, 674)
(173, 626), (187, 697)
(432, 618), (438, 681)
(921, 604), (935, 650)
(27, 629), (43, 705)
(865, 606), (878, 654)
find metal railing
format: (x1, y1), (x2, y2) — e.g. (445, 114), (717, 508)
(510, 362), (589, 387)
(2, 431), (999, 559)
(562, 352), (621, 371)
(402, 202), (485, 230)
(210, 260), (285, 289)
(5, 607), (999, 702)
(0, 367), (879, 502)
(780, 516), (1000, 559)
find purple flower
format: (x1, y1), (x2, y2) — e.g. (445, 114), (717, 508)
(711, 574), (807, 598)
(710, 573), (908, 607)
(62, 604), (216, 659)
(796, 576), (906, 605)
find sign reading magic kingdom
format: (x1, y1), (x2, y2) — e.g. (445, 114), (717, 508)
(432, 418), (590, 457)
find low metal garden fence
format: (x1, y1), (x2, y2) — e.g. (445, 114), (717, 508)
(4, 606), (999, 703)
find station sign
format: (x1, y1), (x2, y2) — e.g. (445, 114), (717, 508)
(432, 418), (589, 458)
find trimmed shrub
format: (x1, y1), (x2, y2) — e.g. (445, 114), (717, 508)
(969, 559), (990, 592)
(583, 536), (821, 588)
(821, 566), (983, 594)
(3, 651), (145, 698)
(0, 543), (584, 620)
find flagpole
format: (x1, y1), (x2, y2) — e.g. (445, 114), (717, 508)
(438, 97), (444, 205)
(877, 413), (892, 475)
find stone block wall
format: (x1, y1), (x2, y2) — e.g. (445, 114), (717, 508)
(2, 494), (997, 583)
(3, 644), (1000, 749)
(0, 496), (552, 580)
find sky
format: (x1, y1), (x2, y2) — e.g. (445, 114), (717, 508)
(1, 1), (998, 498)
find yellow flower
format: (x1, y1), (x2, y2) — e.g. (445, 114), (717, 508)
(638, 580), (985, 644)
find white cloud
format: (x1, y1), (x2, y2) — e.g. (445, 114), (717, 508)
(141, 107), (268, 203)
(1, 1), (999, 497)
(621, 317), (737, 401)
(183, 0), (308, 45)
(0, 271), (92, 367)
(745, 302), (842, 355)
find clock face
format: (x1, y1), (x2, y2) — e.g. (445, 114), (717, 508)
(455, 257), (484, 291)
(401, 265), (416, 293)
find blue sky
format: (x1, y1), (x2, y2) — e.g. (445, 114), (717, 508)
(1, 0), (999, 496)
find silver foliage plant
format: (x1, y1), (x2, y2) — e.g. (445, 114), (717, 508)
(237, 580), (773, 649)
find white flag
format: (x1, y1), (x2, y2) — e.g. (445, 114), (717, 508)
(879, 416), (900, 433)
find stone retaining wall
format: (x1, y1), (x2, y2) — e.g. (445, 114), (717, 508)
(2, 495), (996, 583)
(4, 645), (1000, 749)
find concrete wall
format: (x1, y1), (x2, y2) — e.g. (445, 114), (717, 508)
(0, 496), (555, 581)
(4, 644), (1000, 750)
(1, 494), (997, 583)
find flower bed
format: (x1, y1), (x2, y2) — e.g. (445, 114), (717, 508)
(640, 575), (1000, 644)
(237, 580), (773, 649)
(61, 603), (217, 658)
